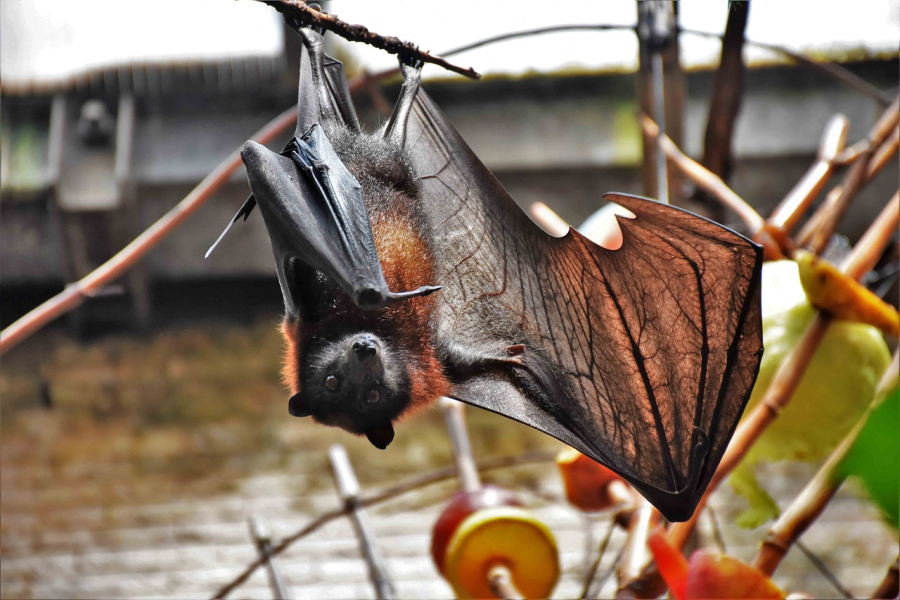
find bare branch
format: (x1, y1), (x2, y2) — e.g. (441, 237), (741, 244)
(0, 107), (298, 355)
(768, 114), (849, 233)
(211, 451), (556, 599)
(256, 0), (480, 79)
(640, 115), (766, 234)
(796, 97), (899, 251)
(872, 556), (900, 599)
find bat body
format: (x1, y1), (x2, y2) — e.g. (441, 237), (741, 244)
(210, 27), (764, 521)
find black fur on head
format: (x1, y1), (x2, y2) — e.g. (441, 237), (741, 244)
(288, 326), (411, 449)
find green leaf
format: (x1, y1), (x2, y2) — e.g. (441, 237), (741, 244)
(840, 386), (899, 528)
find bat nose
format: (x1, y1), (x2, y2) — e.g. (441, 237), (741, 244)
(352, 335), (378, 359)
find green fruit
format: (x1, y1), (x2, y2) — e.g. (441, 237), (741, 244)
(729, 261), (891, 528)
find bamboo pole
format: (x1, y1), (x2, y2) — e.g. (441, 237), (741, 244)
(767, 114), (849, 233)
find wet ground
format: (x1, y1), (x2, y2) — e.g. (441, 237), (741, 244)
(1, 320), (896, 598)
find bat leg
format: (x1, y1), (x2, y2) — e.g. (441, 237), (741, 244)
(441, 342), (568, 405)
(383, 59), (423, 147)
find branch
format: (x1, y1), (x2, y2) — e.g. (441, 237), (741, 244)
(256, 0), (480, 79)
(640, 115), (766, 234)
(699, 0), (748, 181)
(796, 97), (899, 252)
(210, 451), (555, 599)
(767, 114), (849, 233)
(873, 556), (900, 599)
(0, 106), (298, 355)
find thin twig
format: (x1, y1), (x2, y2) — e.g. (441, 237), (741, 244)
(641, 115), (766, 234)
(441, 24), (635, 57)
(256, 0), (480, 79)
(680, 28), (893, 106)
(579, 518), (618, 600)
(705, 504), (727, 554)
(795, 541), (854, 599)
(211, 451), (555, 599)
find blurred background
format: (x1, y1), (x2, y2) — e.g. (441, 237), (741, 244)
(1, 1), (898, 598)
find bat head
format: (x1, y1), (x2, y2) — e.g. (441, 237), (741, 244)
(288, 330), (411, 449)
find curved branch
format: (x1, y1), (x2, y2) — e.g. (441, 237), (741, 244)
(0, 107), (297, 355)
(210, 451), (556, 599)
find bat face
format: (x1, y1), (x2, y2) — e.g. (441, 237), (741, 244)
(288, 327), (411, 449)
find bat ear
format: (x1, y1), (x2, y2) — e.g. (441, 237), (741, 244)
(365, 422), (395, 449)
(288, 393), (312, 418)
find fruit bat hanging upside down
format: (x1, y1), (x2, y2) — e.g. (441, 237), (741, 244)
(207, 26), (763, 522)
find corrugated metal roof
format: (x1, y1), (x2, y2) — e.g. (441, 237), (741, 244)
(0, 0), (284, 95)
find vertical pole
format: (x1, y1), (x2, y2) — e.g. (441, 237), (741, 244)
(248, 515), (294, 600)
(439, 398), (481, 493)
(651, 52), (669, 204)
(328, 445), (397, 599)
(636, 1), (681, 205)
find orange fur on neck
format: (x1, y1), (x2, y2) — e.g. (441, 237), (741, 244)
(280, 194), (449, 418)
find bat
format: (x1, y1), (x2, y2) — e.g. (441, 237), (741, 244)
(209, 27), (764, 522)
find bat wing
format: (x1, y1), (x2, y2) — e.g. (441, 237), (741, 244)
(405, 90), (763, 521)
(208, 29), (437, 317)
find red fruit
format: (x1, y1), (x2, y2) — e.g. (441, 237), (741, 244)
(430, 485), (522, 575)
(647, 529), (689, 600)
(556, 447), (630, 512)
(647, 529), (785, 600)
(687, 551), (784, 599)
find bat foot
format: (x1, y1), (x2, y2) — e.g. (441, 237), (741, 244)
(383, 285), (442, 305)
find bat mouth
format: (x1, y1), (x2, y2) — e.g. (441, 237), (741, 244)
(357, 289), (383, 310)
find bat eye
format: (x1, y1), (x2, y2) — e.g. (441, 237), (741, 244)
(325, 374), (340, 391)
(366, 389), (380, 403)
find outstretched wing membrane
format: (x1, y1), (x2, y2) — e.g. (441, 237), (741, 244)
(405, 89), (763, 521)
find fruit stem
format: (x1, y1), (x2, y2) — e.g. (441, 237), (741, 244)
(487, 564), (525, 600)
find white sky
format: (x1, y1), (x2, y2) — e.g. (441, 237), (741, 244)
(1, 0), (898, 86)
(336, 0), (900, 79)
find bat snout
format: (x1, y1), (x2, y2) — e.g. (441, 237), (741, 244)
(350, 334), (379, 360)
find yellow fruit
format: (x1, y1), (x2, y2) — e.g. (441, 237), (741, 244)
(444, 506), (559, 599)
(730, 260), (891, 527)
(795, 250), (899, 336)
